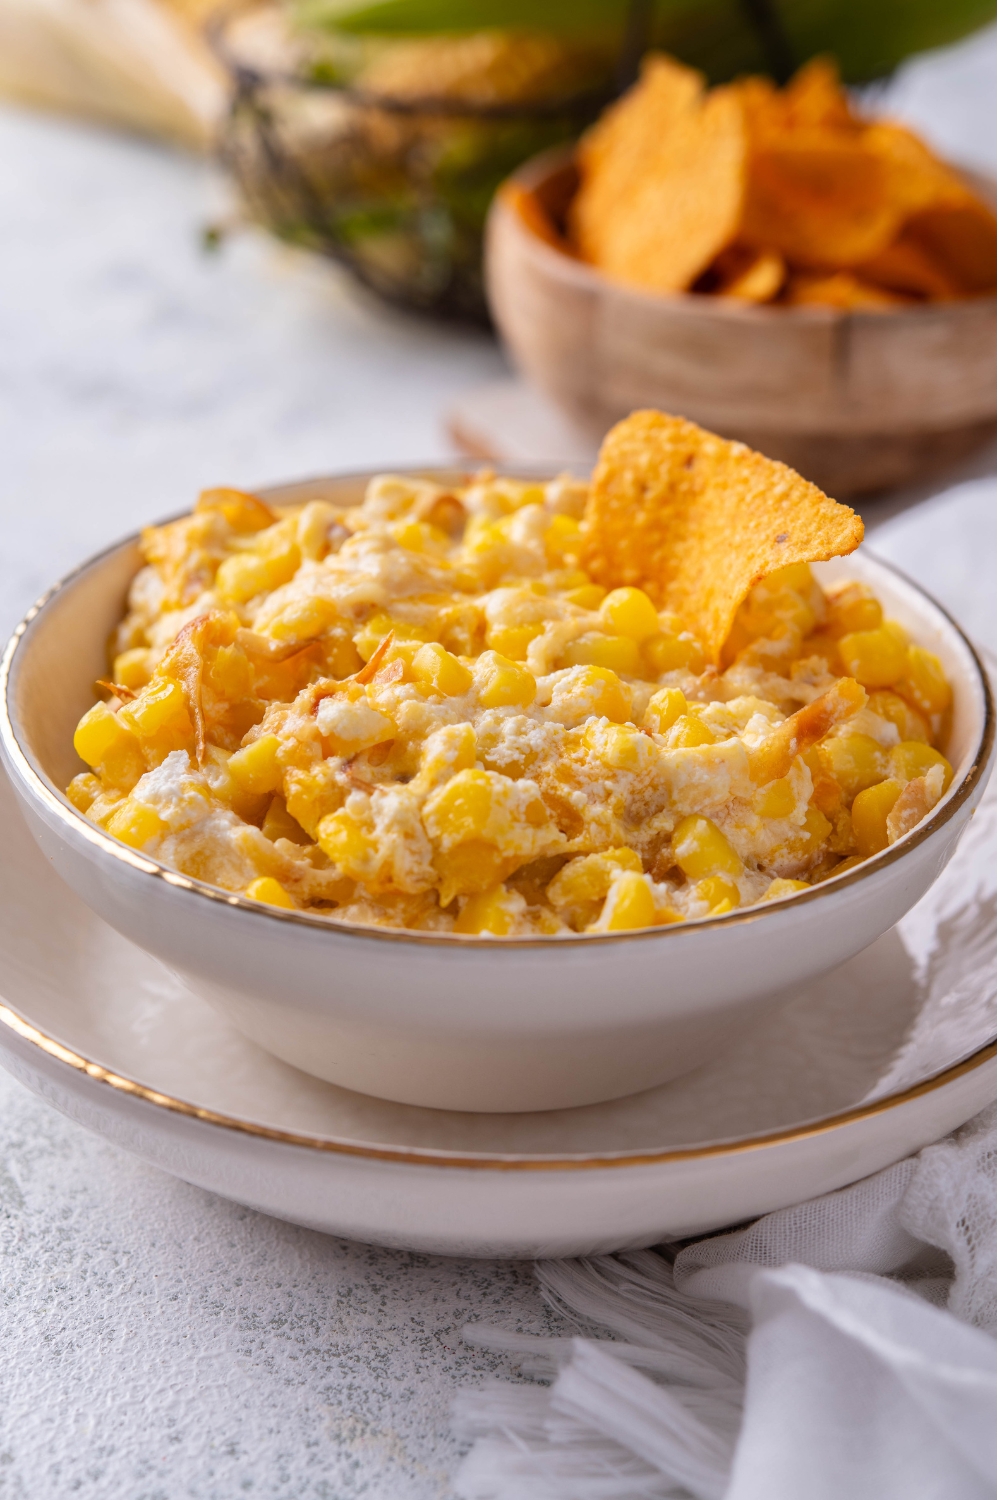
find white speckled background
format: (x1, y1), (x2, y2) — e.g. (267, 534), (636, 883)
(0, 28), (995, 1497)
(1, 1080), (560, 1497)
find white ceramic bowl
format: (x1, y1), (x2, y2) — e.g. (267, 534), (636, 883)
(1, 471), (994, 1113)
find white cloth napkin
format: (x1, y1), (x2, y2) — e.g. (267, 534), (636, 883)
(452, 688), (997, 1500)
(454, 1109), (996, 1500)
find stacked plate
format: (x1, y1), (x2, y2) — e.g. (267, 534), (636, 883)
(0, 759), (993, 1258)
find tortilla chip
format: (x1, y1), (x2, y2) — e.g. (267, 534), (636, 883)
(571, 56), (702, 261)
(863, 122), (965, 212)
(782, 57), (857, 131)
(715, 246), (786, 302)
(581, 411), (864, 664)
(568, 51), (995, 302)
(571, 57), (746, 293)
(742, 118), (973, 271)
(858, 233), (963, 300)
(742, 130), (909, 267)
(738, 58), (857, 137)
(785, 270), (913, 309)
(904, 196), (997, 295)
(500, 180), (573, 253)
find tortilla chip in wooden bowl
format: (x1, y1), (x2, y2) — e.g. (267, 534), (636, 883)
(485, 56), (995, 496)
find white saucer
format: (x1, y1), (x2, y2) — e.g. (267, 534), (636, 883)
(1, 767), (993, 1257)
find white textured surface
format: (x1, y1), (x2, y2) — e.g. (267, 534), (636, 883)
(0, 28), (995, 1499)
(0, 1082), (556, 1498)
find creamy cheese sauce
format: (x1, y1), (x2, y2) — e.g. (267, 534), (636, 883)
(67, 474), (954, 936)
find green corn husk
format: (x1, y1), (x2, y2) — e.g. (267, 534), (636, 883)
(292, 0), (993, 86)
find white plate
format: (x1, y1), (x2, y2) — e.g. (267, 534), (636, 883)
(1, 766), (993, 1257)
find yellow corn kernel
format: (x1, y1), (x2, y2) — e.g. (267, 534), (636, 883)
(283, 766), (345, 839)
(555, 665), (632, 725)
(462, 514), (504, 556)
(215, 552), (273, 604)
(317, 691), (395, 755)
(798, 803), (833, 852)
(602, 846), (641, 876)
(296, 500), (342, 560)
(738, 580), (815, 641)
(762, 877), (811, 902)
(196, 486), (274, 533)
(422, 768), (495, 846)
(672, 816), (742, 880)
(598, 587), (660, 642)
(411, 642), (473, 696)
(825, 583), (882, 638)
(753, 776), (797, 819)
(453, 886), (516, 936)
(228, 734), (284, 795)
(561, 632), (643, 677)
(201, 745), (264, 823)
(888, 741), (953, 789)
(584, 721), (642, 770)
(265, 595), (341, 645)
(245, 876), (296, 909)
(898, 645), (952, 718)
(593, 871), (657, 931)
(512, 483), (546, 509)
(766, 563), (814, 595)
(434, 840), (508, 904)
(354, 612), (432, 662)
(851, 779), (904, 858)
(378, 639), (424, 676)
(821, 854), (866, 880)
(316, 810), (373, 874)
(66, 772), (102, 813)
(256, 524), (301, 584)
(390, 519), (447, 553)
(204, 644), (253, 703)
(474, 652), (536, 709)
(694, 876), (740, 915)
(667, 714), (716, 749)
(817, 733), (886, 799)
(485, 625), (541, 661)
(548, 847), (642, 909)
(74, 701), (133, 768)
(325, 636), (365, 680)
(644, 687), (687, 735)
(837, 627), (907, 688)
(105, 798), (167, 850)
(866, 690), (930, 744)
(565, 583), (606, 610)
(797, 633), (843, 671)
(119, 677), (190, 739)
(643, 631), (704, 675)
(261, 795), (313, 845)
(544, 514), (582, 563)
(804, 751), (845, 822)
(418, 724), (478, 788)
(112, 648), (152, 691)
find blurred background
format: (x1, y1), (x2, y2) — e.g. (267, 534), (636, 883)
(0, 0), (995, 635)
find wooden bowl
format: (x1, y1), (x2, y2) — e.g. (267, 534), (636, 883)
(485, 149), (996, 497)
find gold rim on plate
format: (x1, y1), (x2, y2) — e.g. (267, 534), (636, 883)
(0, 998), (993, 1171)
